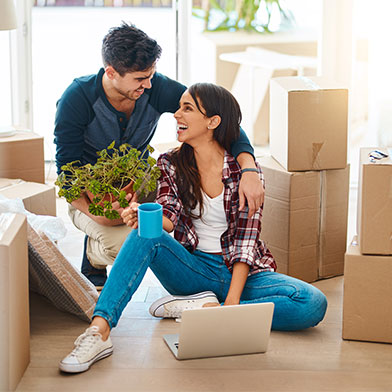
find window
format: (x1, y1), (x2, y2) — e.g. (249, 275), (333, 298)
(32, 1), (176, 160)
(0, 33), (12, 127)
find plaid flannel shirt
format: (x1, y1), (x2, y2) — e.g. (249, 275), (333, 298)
(156, 151), (276, 275)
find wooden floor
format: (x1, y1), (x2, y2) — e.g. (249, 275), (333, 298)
(17, 278), (392, 392)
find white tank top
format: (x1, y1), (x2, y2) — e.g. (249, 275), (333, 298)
(190, 189), (228, 253)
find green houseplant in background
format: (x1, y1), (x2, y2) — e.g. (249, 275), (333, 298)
(193, 0), (294, 33)
(56, 142), (161, 220)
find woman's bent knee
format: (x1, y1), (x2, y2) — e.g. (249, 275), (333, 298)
(298, 285), (328, 329)
(310, 287), (328, 326)
(273, 283), (328, 331)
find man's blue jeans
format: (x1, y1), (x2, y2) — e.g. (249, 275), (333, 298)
(94, 231), (327, 331)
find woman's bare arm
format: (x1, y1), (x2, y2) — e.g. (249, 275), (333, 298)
(224, 262), (250, 305)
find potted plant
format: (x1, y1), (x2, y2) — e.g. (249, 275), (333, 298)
(193, 0), (294, 34)
(55, 141), (161, 220)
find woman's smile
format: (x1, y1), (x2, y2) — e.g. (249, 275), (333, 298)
(176, 122), (188, 135)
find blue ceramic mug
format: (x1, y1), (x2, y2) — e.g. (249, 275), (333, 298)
(137, 203), (163, 238)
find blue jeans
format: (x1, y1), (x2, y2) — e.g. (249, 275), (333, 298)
(94, 231), (327, 331)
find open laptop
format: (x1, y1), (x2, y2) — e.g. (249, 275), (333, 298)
(163, 302), (274, 360)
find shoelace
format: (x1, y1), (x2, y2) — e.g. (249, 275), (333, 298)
(70, 326), (102, 357)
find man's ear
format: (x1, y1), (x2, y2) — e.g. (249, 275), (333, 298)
(209, 115), (221, 129)
(105, 66), (116, 80)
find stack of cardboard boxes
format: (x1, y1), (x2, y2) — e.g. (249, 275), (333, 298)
(0, 131), (45, 184)
(0, 131), (56, 390)
(257, 76), (350, 283)
(343, 147), (392, 344)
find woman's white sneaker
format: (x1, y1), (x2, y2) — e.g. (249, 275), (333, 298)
(149, 291), (220, 319)
(59, 326), (113, 373)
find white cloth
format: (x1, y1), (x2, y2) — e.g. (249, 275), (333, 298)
(191, 190), (227, 253)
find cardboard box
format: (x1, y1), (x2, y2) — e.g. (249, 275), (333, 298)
(0, 131), (44, 183)
(258, 156), (321, 282)
(0, 213), (30, 390)
(319, 167), (350, 278)
(0, 178), (56, 216)
(269, 76), (348, 171)
(357, 147), (392, 255)
(257, 156), (349, 282)
(343, 237), (392, 344)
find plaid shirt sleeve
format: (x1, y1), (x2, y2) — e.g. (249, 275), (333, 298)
(231, 168), (263, 267)
(156, 153), (182, 229)
(231, 206), (263, 268)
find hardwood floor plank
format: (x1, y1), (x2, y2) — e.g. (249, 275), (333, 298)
(16, 368), (392, 392)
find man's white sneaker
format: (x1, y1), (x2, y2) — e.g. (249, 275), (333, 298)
(59, 326), (113, 373)
(149, 291), (220, 319)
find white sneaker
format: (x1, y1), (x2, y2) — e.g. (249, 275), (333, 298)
(59, 326), (113, 373)
(149, 291), (220, 319)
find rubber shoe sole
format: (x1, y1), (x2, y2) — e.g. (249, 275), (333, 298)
(149, 291), (219, 318)
(59, 346), (113, 373)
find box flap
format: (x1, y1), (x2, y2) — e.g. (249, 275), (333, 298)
(0, 178), (23, 190)
(0, 130), (43, 144)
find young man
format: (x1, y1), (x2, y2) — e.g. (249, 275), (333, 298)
(54, 22), (264, 288)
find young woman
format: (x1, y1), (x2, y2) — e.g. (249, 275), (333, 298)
(59, 83), (327, 373)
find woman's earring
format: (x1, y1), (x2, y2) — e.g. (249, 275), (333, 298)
(207, 126), (211, 129)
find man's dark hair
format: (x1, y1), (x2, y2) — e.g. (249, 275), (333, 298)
(102, 22), (162, 76)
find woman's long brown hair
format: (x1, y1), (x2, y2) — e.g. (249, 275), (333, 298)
(169, 83), (242, 219)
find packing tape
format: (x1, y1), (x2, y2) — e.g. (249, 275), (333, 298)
(311, 142), (324, 169)
(298, 76), (321, 90)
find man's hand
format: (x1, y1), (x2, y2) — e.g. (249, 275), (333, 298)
(236, 152), (264, 217)
(238, 171), (264, 218)
(71, 192), (137, 226)
(108, 192), (138, 226)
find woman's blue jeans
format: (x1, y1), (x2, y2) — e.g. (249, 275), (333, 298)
(94, 231), (327, 331)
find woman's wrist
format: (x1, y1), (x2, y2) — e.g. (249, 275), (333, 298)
(236, 152), (256, 170)
(224, 295), (241, 306)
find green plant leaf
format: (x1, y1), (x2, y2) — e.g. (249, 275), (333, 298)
(104, 209), (121, 220)
(119, 143), (130, 153)
(92, 196), (101, 204)
(118, 199), (129, 208)
(88, 180), (101, 195)
(88, 204), (104, 216)
(103, 201), (112, 209)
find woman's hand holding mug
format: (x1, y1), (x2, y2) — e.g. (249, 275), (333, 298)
(121, 202), (140, 229)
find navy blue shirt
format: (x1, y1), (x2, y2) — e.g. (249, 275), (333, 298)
(54, 68), (254, 174)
